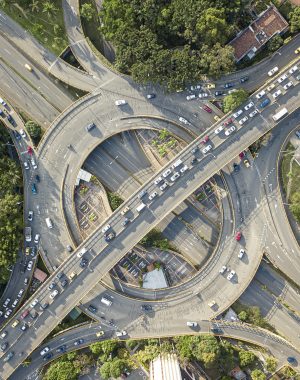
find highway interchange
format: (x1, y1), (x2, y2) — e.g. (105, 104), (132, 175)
(0, 5), (300, 379)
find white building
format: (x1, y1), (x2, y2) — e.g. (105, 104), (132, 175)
(149, 353), (182, 380)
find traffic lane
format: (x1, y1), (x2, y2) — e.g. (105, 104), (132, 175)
(240, 280), (300, 347)
(0, 62), (59, 127)
(0, 34), (73, 111)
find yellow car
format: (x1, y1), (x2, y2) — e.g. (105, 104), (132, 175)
(213, 115), (221, 122)
(96, 331), (104, 337)
(206, 83), (216, 89)
(295, 47), (300, 54)
(244, 159), (250, 168)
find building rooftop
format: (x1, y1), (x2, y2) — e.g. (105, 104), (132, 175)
(150, 354), (182, 380)
(143, 268), (168, 289)
(229, 5), (288, 62)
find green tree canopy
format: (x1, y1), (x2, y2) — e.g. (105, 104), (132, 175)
(239, 350), (255, 367)
(290, 192), (300, 223)
(89, 340), (118, 361)
(289, 7), (300, 33)
(44, 361), (77, 380)
(223, 89), (248, 113)
(99, 361), (111, 380)
(193, 336), (221, 368)
(265, 356), (278, 372)
(268, 34), (283, 52)
(25, 120), (41, 142)
(81, 3), (96, 21)
(251, 369), (266, 380)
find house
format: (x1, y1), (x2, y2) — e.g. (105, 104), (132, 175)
(230, 366), (247, 380)
(228, 4), (289, 62)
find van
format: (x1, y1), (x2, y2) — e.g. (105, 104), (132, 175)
(85, 123), (95, 132)
(11, 320), (20, 328)
(172, 159), (182, 169)
(208, 300), (216, 308)
(121, 206), (130, 216)
(24, 63), (32, 71)
(100, 297), (112, 307)
(69, 272), (76, 280)
(45, 218), (53, 229)
(136, 203), (146, 213)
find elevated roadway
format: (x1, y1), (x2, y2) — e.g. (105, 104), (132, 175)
(1, 58), (300, 378)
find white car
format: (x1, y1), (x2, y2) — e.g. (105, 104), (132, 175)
(190, 85), (201, 91)
(186, 94), (196, 101)
(219, 265), (227, 274)
(198, 93), (208, 98)
(50, 290), (59, 299)
(227, 270), (236, 281)
(116, 330), (127, 337)
(178, 117), (188, 124)
(214, 125), (224, 134)
(3, 298), (10, 308)
(40, 347), (50, 356)
(148, 192), (158, 201)
(28, 211), (33, 222)
(249, 109), (258, 118)
(180, 165), (188, 174)
(232, 110), (243, 118)
(27, 261), (33, 271)
(202, 145), (212, 154)
(272, 90), (281, 99)
(19, 129), (26, 138)
(154, 177), (163, 185)
(31, 158), (37, 169)
(238, 249), (245, 259)
(244, 102), (254, 111)
(283, 81), (293, 90)
(256, 90), (266, 99)
(0, 97), (7, 106)
(239, 116), (248, 125)
(17, 289), (25, 298)
(34, 234), (40, 244)
(160, 182), (168, 191)
(225, 126), (236, 136)
(187, 321), (198, 327)
(266, 83), (275, 91)
(277, 74), (288, 84)
(101, 224), (110, 233)
(289, 65), (298, 74)
(115, 99), (126, 106)
(0, 331), (8, 339)
(162, 169), (171, 178)
(11, 299), (19, 308)
(4, 309), (12, 318)
(170, 172), (180, 182)
(268, 66), (278, 76)
(24, 161), (29, 170)
(30, 298), (38, 308)
(77, 247), (87, 258)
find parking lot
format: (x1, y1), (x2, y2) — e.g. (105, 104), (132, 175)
(110, 246), (197, 287)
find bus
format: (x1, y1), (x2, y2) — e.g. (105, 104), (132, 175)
(272, 108), (288, 121)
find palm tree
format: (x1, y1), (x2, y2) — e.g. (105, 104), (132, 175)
(42, 1), (58, 18)
(29, 0), (40, 13)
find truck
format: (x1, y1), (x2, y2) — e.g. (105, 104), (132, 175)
(172, 159), (182, 169)
(136, 203), (146, 213)
(25, 227), (32, 242)
(272, 107), (288, 121)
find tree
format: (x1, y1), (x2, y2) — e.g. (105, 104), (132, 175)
(42, 1), (58, 18)
(251, 369), (266, 380)
(238, 310), (248, 321)
(289, 7), (300, 33)
(200, 44), (235, 78)
(268, 34), (283, 52)
(239, 350), (255, 367)
(44, 361), (77, 380)
(110, 358), (127, 378)
(223, 89), (248, 113)
(99, 362), (111, 380)
(193, 336), (221, 368)
(290, 192), (300, 223)
(29, 0), (40, 13)
(25, 120), (41, 142)
(89, 340), (118, 361)
(265, 356), (278, 372)
(81, 3), (95, 21)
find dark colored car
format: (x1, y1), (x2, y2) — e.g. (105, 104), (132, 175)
(211, 327), (223, 334)
(74, 339), (84, 346)
(191, 157), (198, 165)
(56, 272), (64, 280)
(56, 345), (66, 353)
(141, 305), (152, 312)
(35, 174), (40, 182)
(13, 130), (21, 140)
(191, 146), (199, 154)
(0, 342), (8, 352)
(60, 279), (68, 288)
(295, 130), (300, 139)
(215, 91), (224, 96)
(122, 218), (130, 227)
(287, 357), (296, 364)
(224, 83), (233, 88)
(31, 184), (37, 194)
(146, 94), (156, 99)
(259, 98), (270, 108)
(43, 352), (53, 361)
(105, 232), (115, 242)
(88, 305), (97, 313)
(80, 258), (88, 268)
(7, 114), (14, 125)
(0, 110), (4, 117)
(233, 163), (239, 172)
(240, 76), (249, 83)
(203, 105), (212, 113)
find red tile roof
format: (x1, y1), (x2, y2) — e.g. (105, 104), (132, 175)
(229, 5), (288, 61)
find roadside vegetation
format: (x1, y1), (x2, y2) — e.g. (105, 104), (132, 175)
(25, 120), (42, 145)
(0, 0), (68, 55)
(140, 229), (174, 251)
(223, 89), (248, 113)
(43, 335), (279, 380)
(281, 143), (300, 223)
(106, 191), (124, 211)
(0, 125), (23, 286)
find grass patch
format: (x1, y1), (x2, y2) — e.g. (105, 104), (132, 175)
(1, 0), (68, 56)
(107, 191), (124, 211)
(281, 142), (296, 195)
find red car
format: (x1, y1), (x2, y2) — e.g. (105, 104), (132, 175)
(239, 151), (245, 159)
(235, 232), (242, 241)
(20, 310), (29, 320)
(201, 136), (209, 144)
(223, 118), (233, 127)
(27, 146), (33, 155)
(203, 105), (212, 113)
